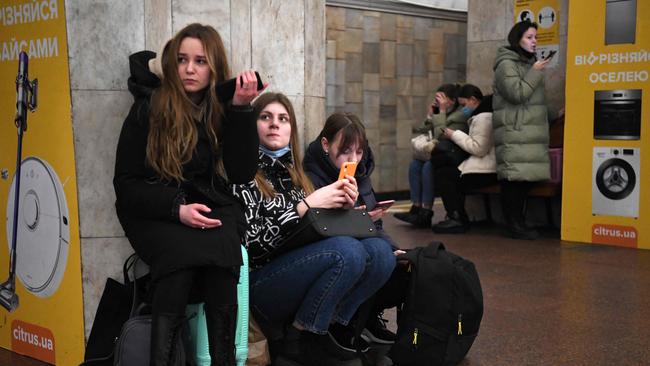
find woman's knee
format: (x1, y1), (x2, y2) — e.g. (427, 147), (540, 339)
(361, 238), (396, 273)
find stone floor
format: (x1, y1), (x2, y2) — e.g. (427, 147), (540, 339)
(3, 203), (650, 365)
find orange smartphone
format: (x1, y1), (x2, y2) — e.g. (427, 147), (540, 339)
(374, 200), (395, 210)
(338, 161), (358, 180)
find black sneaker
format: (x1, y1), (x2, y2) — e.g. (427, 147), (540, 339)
(361, 314), (396, 344)
(325, 323), (370, 359)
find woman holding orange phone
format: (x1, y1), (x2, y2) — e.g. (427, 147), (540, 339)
(303, 112), (409, 348)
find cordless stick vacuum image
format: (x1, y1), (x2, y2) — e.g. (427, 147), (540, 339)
(1, 51), (38, 312)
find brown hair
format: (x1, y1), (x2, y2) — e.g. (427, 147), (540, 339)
(146, 23), (230, 182)
(253, 93), (314, 199)
(320, 112), (368, 157)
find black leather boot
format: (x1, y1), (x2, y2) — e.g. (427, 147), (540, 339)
(393, 205), (420, 224)
(413, 208), (434, 228)
(432, 210), (469, 233)
(150, 312), (186, 366)
(278, 326), (343, 366)
(205, 303), (237, 366)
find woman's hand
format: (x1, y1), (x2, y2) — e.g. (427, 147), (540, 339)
(305, 179), (359, 209)
(355, 205), (384, 222)
(232, 69), (267, 106)
(435, 92), (452, 111)
(179, 203), (222, 230)
(441, 128), (455, 139)
(533, 58), (551, 70)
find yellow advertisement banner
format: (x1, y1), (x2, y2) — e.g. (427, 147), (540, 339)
(0, 0), (84, 364)
(563, 0), (649, 249)
(514, 0), (560, 65)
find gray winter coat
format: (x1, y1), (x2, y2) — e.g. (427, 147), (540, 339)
(492, 46), (550, 181)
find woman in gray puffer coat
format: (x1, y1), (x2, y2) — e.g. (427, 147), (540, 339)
(492, 20), (552, 240)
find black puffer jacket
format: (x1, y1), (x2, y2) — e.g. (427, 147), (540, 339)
(113, 51), (259, 280)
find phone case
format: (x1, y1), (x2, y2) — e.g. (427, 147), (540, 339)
(216, 71), (264, 102)
(338, 162), (358, 180)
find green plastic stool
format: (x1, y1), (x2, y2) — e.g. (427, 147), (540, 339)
(186, 245), (249, 366)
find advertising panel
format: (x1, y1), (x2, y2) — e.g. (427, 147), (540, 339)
(0, 0), (85, 364)
(563, 0), (648, 248)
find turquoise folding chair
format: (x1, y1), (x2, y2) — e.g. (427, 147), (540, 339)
(186, 245), (249, 366)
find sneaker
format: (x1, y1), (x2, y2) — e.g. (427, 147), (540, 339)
(325, 322), (370, 359)
(361, 314), (396, 344)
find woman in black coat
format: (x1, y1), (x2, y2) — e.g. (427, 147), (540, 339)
(113, 24), (263, 365)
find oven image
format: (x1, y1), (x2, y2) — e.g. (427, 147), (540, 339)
(592, 147), (640, 218)
(594, 89), (641, 140)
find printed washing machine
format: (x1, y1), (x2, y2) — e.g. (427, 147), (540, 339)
(592, 147), (640, 218)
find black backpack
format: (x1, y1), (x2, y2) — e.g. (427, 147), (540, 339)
(389, 242), (483, 366)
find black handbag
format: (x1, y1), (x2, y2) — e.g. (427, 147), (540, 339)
(430, 139), (469, 168)
(265, 208), (379, 261)
(82, 255), (150, 365)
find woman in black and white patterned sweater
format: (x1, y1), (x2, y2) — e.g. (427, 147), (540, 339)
(232, 93), (395, 366)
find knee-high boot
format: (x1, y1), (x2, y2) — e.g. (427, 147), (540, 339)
(205, 303), (237, 366)
(150, 312), (186, 366)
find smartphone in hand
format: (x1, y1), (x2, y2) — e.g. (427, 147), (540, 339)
(374, 200), (395, 210)
(338, 162), (358, 180)
(216, 71), (265, 102)
(543, 50), (557, 60)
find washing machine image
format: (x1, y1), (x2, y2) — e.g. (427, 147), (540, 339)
(592, 147), (640, 218)
(5, 157), (70, 298)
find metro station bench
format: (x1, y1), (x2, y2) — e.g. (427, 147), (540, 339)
(465, 181), (562, 227)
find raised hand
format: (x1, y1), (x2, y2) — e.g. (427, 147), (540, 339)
(232, 69), (268, 106)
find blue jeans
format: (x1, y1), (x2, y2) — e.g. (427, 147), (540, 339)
(249, 236), (395, 335)
(408, 159), (435, 205)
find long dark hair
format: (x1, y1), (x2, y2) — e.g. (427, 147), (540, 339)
(147, 23), (230, 182)
(252, 93), (314, 198)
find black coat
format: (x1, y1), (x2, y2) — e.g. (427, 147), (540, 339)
(302, 140), (399, 249)
(113, 51), (259, 280)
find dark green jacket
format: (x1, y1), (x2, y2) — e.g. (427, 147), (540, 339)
(492, 46), (550, 181)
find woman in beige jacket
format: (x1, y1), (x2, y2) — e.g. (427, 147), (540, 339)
(432, 85), (497, 233)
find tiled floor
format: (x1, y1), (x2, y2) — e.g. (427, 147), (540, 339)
(3, 203), (650, 365)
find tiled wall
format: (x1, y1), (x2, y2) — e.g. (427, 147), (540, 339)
(325, 6), (467, 192)
(67, 0), (325, 339)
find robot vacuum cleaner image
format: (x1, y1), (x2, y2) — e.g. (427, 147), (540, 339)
(5, 157), (70, 298)
(592, 147), (640, 218)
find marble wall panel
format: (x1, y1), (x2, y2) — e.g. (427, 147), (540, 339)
(326, 59), (337, 84)
(428, 72), (444, 92)
(396, 149), (411, 190)
(429, 29), (444, 50)
(379, 106), (397, 145)
(144, 0), (172, 51)
(335, 59), (346, 86)
(327, 40), (337, 59)
(339, 28), (363, 54)
(82, 237), (134, 338)
(345, 8), (364, 28)
(466, 40), (501, 93)
(397, 26), (414, 44)
(252, 0), (304, 96)
(345, 103), (363, 118)
(413, 17), (432, 40)
(346, 52), (363, 82)
(396, 120), (413, 150)
(285, 94), (306, 148)
(363, 91), (380, 129)
(412, 76), (428, 96)
(327, 6), (346, 30)
(363, 73), (380, 91)
(380, 41), (396, 78)
(66, 0), (144, 90)
(396, 96), (412, 120)
(428, 52), (444, 72)
(230, 0), (252, 72)
(363, 43), (380, 73)
(380, 13), (396, 41)
(363, 14), (380, 42)
(379, 78), (397, 105)
(326, 85), (345, 107)
(72, 90), (133, 238)
(378, 146), (397, 191)
(413, 40), (428, 76)
(396, 14), (414, 28)
(467, 0), (507, 42)
(365, 128), (380, 149)
(397, 77), (412, 96)
(443, 68), (462, 83)
(172, 0), (231, 50)
(346, 83), (363, 103)
(412, 96), (428, 127)
(305, 0), (326, 99)
(305, 96), (326, 144)
(396, 44), (413, 77)
(444, 33), (462, 66)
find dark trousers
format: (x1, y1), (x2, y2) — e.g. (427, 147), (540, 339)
(152, 266), (238, 317)
(500, 180), (533, 225)
(435, 165), (497, 214)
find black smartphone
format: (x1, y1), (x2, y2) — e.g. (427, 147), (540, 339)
(543, 50), (557, 60)
(216, 71), (265, 102)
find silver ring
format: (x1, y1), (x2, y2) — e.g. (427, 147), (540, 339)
(201, 226), (205, 230)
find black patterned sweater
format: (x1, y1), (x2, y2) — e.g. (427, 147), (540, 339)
(231, 151), (306, 267)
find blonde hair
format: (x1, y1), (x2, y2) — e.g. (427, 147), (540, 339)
(146, 23), (230, 182)
(253, 93), (314, 199)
